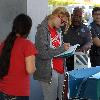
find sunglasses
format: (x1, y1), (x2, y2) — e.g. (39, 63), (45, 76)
(58, 16), (67, 24)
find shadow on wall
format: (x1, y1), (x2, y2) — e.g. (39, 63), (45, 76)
(29, 76), (44, 100)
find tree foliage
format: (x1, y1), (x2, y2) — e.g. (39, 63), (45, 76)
(48, 0), (100, 6)
(48, 0), (79, 6)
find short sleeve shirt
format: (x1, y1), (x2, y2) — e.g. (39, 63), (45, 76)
(0, 37), (37, 96)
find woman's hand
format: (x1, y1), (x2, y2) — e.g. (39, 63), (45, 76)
(63, 43), (70, 50)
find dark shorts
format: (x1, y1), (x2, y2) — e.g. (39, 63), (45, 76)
(0, 92), (29, 100)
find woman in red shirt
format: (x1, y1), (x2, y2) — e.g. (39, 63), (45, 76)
(0, 14), (37, 100)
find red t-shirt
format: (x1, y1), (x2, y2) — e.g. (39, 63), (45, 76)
(0, 37), (37, 96)
(48, 26), (64, 74)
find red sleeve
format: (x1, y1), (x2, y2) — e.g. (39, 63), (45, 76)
(24, 40), (38, 57)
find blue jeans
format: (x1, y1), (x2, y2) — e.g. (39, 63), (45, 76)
(0, 92), (29, 100)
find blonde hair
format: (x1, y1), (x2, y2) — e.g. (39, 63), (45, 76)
(52, 7), (67, 15)
(47, 13), (57, 20)
(52, 7), (71, 33)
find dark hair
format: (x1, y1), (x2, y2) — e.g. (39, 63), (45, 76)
(92, 7), (100, 15)
(73, 7), (83, 15)
(0, 14), (32, 79)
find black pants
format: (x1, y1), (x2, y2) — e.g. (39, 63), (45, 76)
(66, 55), (74, 71)
(0, 92), (29, 100)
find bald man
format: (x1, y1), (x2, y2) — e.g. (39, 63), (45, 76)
(63, 7), (92, 71)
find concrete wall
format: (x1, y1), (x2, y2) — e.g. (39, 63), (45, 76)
(27, 0), (48, 42)
(0, 0), (48, 100)
(0, 0), (27, 42)
(0, 0), (48, 43)
(27, 1), (48, 100)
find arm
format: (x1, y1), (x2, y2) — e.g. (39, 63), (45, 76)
(35, 27), (67, 60)
(79, 42), (92, 52)
(93, 37), (100, 47)
(90, 23), (100, 47)
(24, 40), (37, 74)
(25, 55), (36, 74)
(78, 28), (92, 52)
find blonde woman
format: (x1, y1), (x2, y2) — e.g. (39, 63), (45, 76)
(52, 7), (71, 34)
(34, 7), (70, 100)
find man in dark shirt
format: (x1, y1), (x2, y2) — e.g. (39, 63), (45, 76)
(63, 7), (91, 71)
(89, 7), (100, 67)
